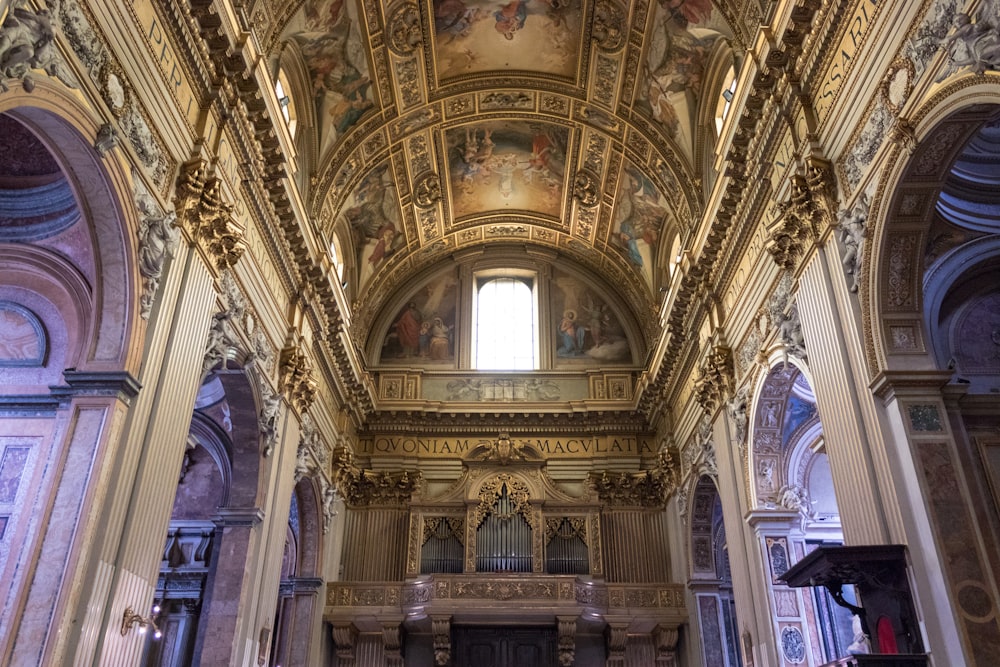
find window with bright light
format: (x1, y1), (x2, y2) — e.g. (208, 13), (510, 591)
(474, 275), (537, 370)
(715, 67), (737, 136)
(275, 71), (297, 137)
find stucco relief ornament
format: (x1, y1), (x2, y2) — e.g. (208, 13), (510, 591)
(837, 192), (869, 293)
(203, 311), (238, 375)
(94, 122), (119, 157)
(592, 0), (626, 52)
(134, 181), (179, 320)
(320, 478), (340, 534)
(258, 386), (282, 457)
(0, 6), (77, 92)
(727, 387), (749, 458)
(777, 303), (807, 364)
(413, 172), (442, 208)
(939, 1), (1000, 78)
(572, 169), (600, 207)
(777, 484), (816, 524)
(386, 3), (422, 56)
(279, 339), (318, 413)
(693, 345), (734, 414)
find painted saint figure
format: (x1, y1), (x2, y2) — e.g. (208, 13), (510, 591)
(393, 302), (422, 357)
(494, 0), (529, 39)
(558, 310), (586, 356)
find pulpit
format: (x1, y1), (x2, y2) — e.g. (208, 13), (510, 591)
(779, 545), (928, 667)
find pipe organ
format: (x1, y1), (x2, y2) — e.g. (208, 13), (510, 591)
(326, 456), (686, 665)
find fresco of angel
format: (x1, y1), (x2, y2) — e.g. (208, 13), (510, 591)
(432, 0), (582, 78)
(293, 0), (374, 155)
(341, 166), (403, 288)
(613, 165), (669, 288)
(638, 0), (723, 157)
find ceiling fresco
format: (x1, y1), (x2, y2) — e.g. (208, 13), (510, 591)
(432, 0), (585, 80)
(286, 0), (378, 157)
(445, 120), (570, 221)
(274, 0), (738, 353)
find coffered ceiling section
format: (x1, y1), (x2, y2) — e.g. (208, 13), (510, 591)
(276, 1), (738, 344)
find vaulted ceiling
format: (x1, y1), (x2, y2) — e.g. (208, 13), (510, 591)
(259, 0), (761, 353)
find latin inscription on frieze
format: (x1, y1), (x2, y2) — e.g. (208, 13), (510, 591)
(360, 435), (656, 459)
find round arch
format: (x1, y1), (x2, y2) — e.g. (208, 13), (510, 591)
(864, 79), (1000, 374)
(0, 80), (143, 372)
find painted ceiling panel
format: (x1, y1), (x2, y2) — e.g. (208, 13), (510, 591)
(274, 0), (737, 352)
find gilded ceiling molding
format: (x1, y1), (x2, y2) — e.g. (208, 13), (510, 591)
(592, 0), (626, 53)
(386, 3), (422, 57)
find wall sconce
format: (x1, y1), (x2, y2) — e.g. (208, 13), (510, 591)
(121, 604), (162, 639)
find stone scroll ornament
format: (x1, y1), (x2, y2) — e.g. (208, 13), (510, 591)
(0, 5), (78, 92)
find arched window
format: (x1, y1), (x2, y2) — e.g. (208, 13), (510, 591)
(714, 66), (737, 136)
(275, 70), (297, 138)
(474, 274), (537, 370)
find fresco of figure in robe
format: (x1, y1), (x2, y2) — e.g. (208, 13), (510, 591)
(340, 165), (403, 290)
(432, 0), (583, 79)
(445, 120), (568, 219)
(290, 0), (375, 156)
(637, 0), (725, 160)
(380, 270), (459, 365)
(612, 163), (669, 290)
(551, 269), (632, 365)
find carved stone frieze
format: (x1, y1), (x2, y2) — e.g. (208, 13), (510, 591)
(332, 446), (419, 506)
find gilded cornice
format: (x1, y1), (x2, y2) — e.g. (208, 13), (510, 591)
(358, 410), (655, 437)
